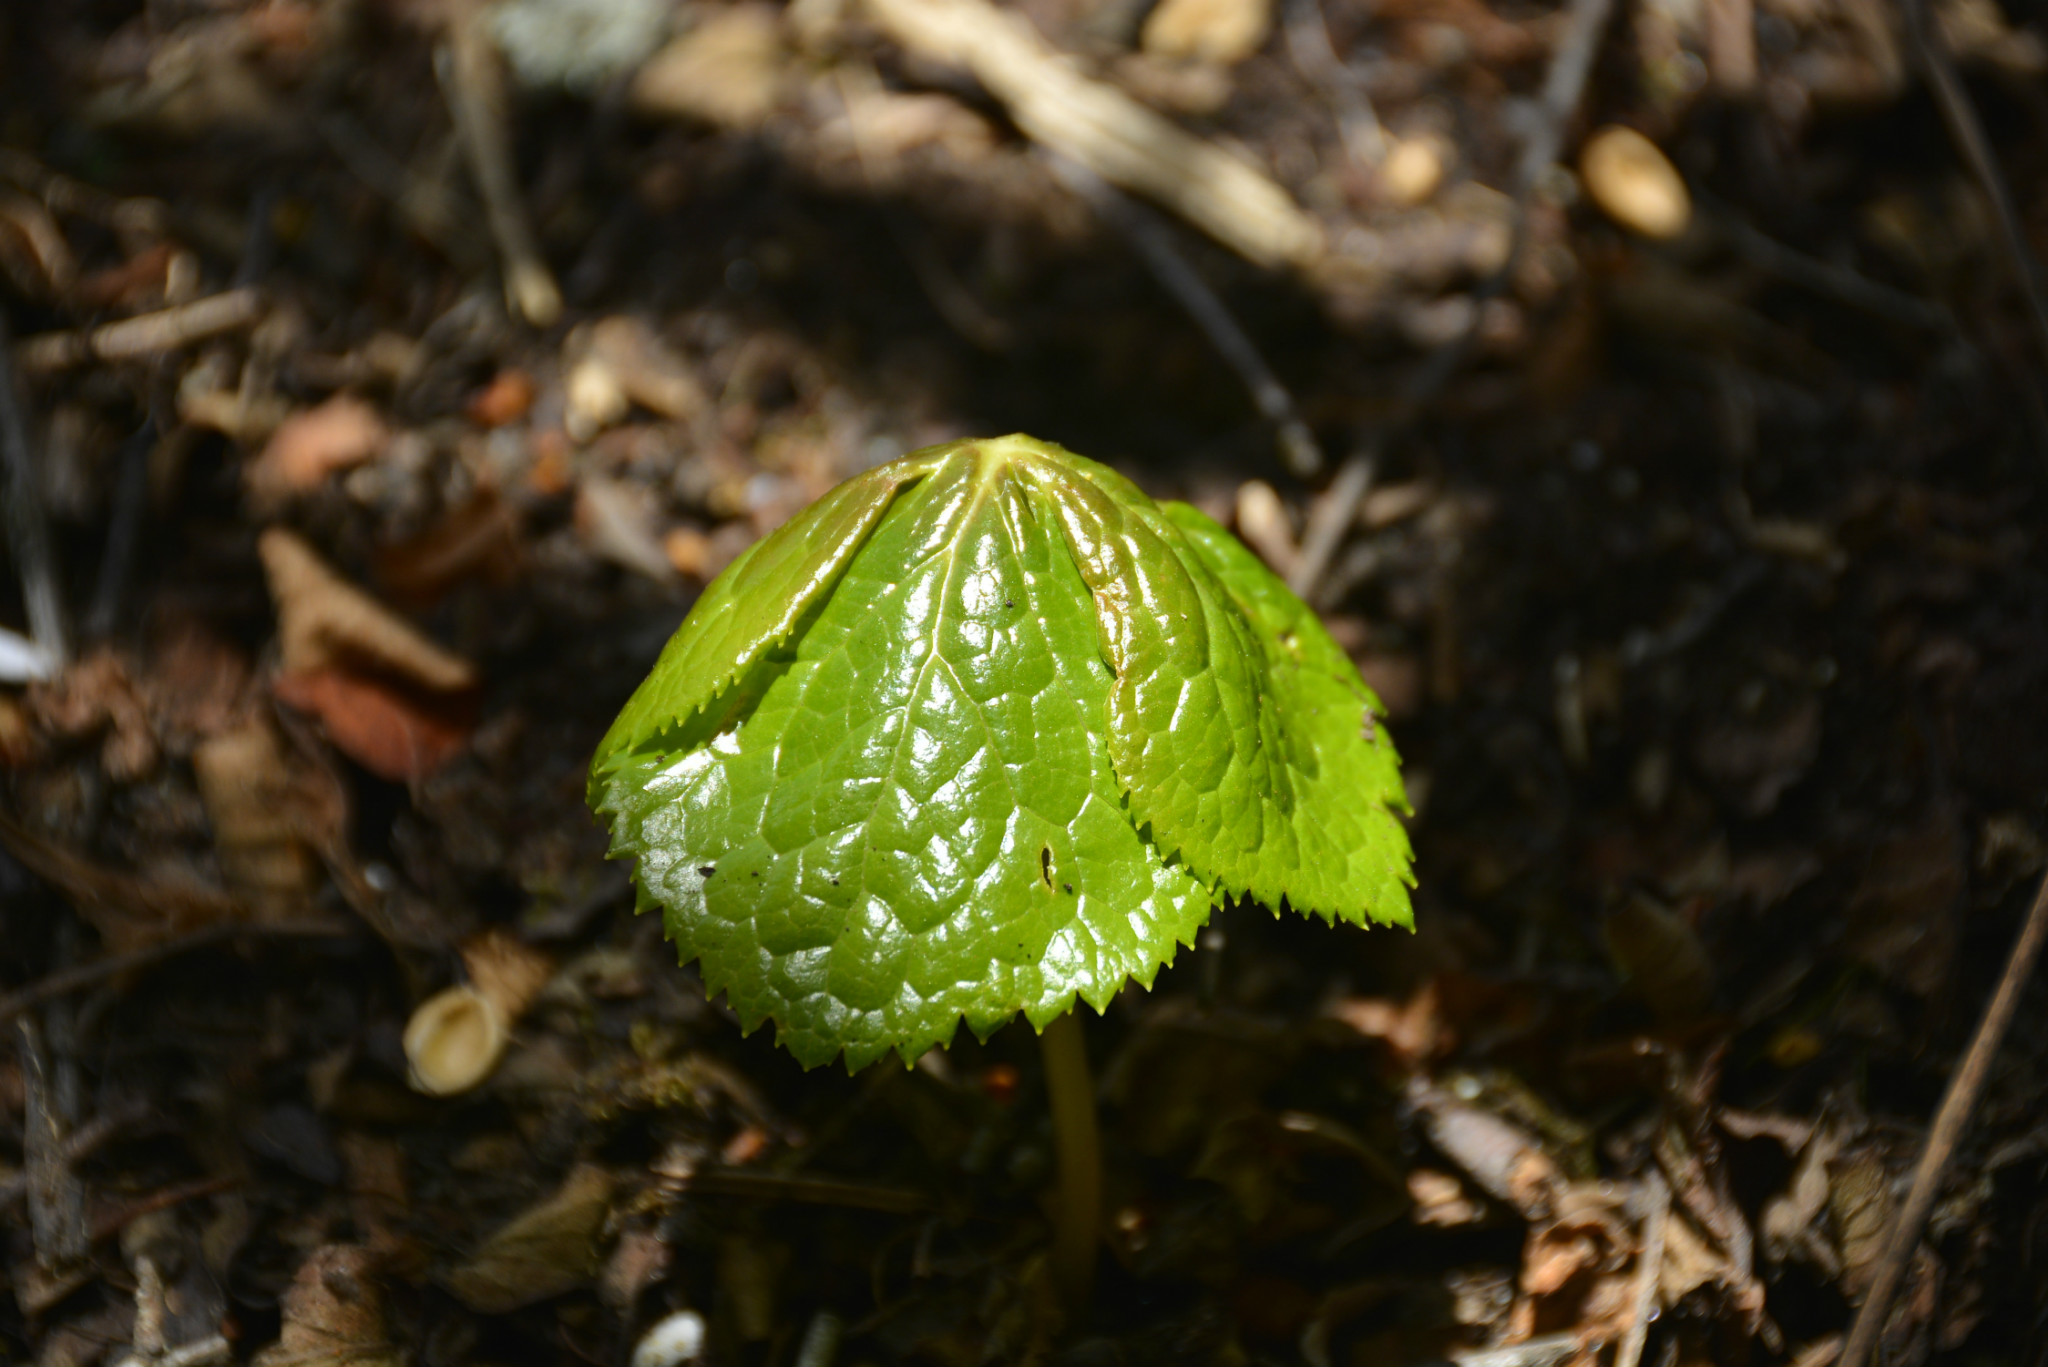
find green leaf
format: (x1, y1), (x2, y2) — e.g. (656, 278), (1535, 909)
(592, 435), (1413, 1068)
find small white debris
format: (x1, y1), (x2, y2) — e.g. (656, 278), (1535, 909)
(631, 1310), (709, 1367)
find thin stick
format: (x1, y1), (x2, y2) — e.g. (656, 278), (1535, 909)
(1287, 447), (1375, 600)
(1899, 0), (2048, 373)
(1516, 0), (1618, 197)
(438, 10), (562, 328)
(1838, 869), (2048, 1367)
(1616, 1168), (1671, 1367)
(0, 309), (67, 667)
(1038, 1009), (1101, 1311)
(1049, 153), (1324, 477)
(15, 289), (264, 374)
(1716, 211), (1950, 332)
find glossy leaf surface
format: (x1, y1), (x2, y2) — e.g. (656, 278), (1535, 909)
(592, 435), (1412, 1067)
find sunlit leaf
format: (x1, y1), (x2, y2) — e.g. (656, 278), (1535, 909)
(592, 435), (1412, 1067)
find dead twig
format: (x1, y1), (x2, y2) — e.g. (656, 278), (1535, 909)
(90, 1175), (240, 1243)
(112, 1335), (231, 1367)
(1838, 868), (2048, 1367)
(869, 0), (1322, 270)
(0, 919), (358, 1025)
(0, 309), (68, 667)
(438, 10), (563, 327)
(17, 1017), (90, 1269)
(16, 288), (265, 374)
(1516, 0), (1619, 197)
(1616, 1169), (1671, 1367)
(1447, 1335), (1584, 1367)
(1287, 448), (1375, 599)
(1898, 0), (2048, 375)
(1048, 153), (1324, 477)
(1715, 211), (1951, 332)
(656, 1166), (933, 1214)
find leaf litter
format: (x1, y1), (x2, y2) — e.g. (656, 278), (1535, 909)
(3, 0), (2048, 1361)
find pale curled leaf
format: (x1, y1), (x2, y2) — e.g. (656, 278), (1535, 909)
(592, 435), (1412, 1068)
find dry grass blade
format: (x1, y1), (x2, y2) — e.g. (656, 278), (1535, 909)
(1897, 0), (2048, 376)
(1838, 868), (2048, 1367)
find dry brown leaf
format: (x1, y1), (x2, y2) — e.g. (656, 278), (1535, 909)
(631, 8), (791, 129)
(142, 619), (255, 746)
(260, 529), (477, 691)
(1659, 1206), (1730, 1304)
(1827, 1145), (1894, 1300)
(1328, 980), (1448, 1068)
(26, 649), (159, 781)
(1141, 0), (1273, 64)
(1408, 1079), (1563, 1220)
(0, 694), (37, 767)
(1512, 1182), (1636, 1342)
(462, 927), (556, 1020)
(442, 1163), (615, 1313)
(585, 316), (709, 422)
(84, 20), (284, 137)
(466, 368), (536, 427)
(576, 474), (678, 584)
(252, 1244), (402, 1367)
(272, 669), (474, 782)
(192, 717), (318, 915)
(246, 396), (389, 503)
(1760, 1121), (1842, 1274)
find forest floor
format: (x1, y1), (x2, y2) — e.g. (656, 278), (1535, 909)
(4, 0), (2048, 1364)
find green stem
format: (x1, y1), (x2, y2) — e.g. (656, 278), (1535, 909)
(1038, 1009), (1100, 1312)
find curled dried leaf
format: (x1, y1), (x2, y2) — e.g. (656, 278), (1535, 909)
(260, 529), (476, 691)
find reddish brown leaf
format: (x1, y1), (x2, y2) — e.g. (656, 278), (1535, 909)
(273, 669), (475, 781)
